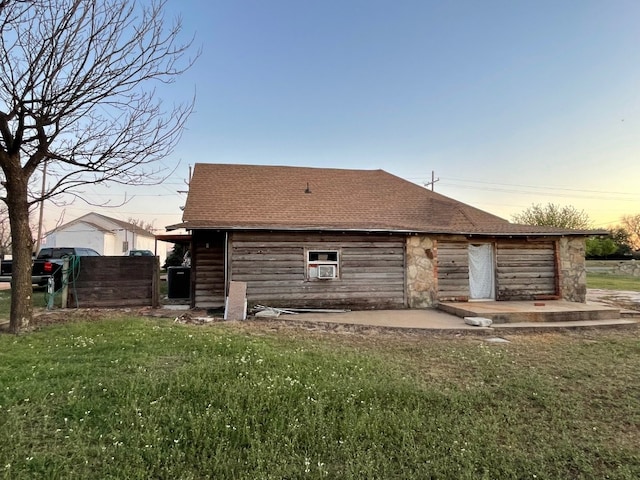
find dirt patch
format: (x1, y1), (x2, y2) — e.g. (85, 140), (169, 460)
(587, 289), (640, 312)
(2, 288), (639, 341)
(0, 306), (158, 333)
(172, 311), (226, 325)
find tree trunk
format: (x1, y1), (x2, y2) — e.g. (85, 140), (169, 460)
(6, 171), (34, 333)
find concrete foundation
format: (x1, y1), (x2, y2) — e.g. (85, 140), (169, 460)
(438, 300), (620, 323)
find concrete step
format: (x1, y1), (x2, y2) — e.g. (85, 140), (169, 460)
(493, 318), (639, 330)
(438, 300), (621, 324)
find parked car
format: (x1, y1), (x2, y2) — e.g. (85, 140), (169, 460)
(129, 249), (155, 256)
(0, 247), (101, 286)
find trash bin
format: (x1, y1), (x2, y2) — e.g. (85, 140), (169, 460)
(167, 266), (191, 299)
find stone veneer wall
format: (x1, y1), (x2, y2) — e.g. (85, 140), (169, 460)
(558, 237), (587, 302)
(614, 261), (640, 277)
(408, 235), (589, 306)
(406, 235), (438, 308)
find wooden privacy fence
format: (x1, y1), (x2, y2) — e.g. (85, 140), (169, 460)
(66, 256), (160, 308)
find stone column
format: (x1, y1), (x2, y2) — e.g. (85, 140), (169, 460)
(558, 237), (587, 302)
(406, 235), (438, 308)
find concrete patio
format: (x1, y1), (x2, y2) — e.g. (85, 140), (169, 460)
(438, 299), (622, 323)
(282, 303), (639, 333)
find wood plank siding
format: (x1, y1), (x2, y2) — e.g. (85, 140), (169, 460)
(229, 232), (406, 309)
(436, 239), (558, 302)
(495, 240), (557, 300)
(192, 231), (226, 308)
(436, 241), (470, 300)
(192, 231), (560, 309)
(67, 256), (159, 308)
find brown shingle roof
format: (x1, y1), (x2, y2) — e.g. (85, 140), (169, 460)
(176, 163), (603, 236)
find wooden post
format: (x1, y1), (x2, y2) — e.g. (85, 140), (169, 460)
(61, 257), (69, 308)
(152, 257), (160, 308)
(47, 275), (55, 310)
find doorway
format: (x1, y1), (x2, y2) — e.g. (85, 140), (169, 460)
(468, 243), (495, 300)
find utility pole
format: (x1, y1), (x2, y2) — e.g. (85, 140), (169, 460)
(424, 170), (439, 191)
(35, 160), (47, 253)
(177, 165), (192, 194)
(177, 165), (191, 211)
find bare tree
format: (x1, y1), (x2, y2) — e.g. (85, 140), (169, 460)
(0, 1), (33, 15)
(0, 0), (196, 333)
(511, 203), (592, 229)
(0, 203), (12, 257)
(621, 214), (640, 250)
(0, 203), (43, 257)
(127, 217), (156, 233)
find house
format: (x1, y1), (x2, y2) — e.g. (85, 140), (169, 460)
(169, 163), (605, 310)
(43, 212), (167, 264)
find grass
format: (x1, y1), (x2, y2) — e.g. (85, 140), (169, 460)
(0, 279), (166, 320)
(0, 287), (58, 320)
(1, 318), (639, 479)
(586, 273), (640, 291)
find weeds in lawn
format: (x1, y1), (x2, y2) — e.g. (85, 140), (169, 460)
(1, 319), (639, 479)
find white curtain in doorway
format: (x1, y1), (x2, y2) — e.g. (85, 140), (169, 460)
(468, 244), (494, 299)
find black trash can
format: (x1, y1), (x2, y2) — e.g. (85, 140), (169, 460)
(167, 266), (191, 299)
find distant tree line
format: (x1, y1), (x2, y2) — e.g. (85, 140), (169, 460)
(512, 203), (640, 260)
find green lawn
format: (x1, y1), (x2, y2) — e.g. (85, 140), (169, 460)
(586, 272), (640, 291)
(0, 287), (57, 320)
(1, 318), (639, 479)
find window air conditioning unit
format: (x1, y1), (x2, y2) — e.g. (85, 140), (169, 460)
(317, 264), (337, 279)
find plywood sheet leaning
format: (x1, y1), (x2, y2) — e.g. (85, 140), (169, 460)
(224, 281), (247, 320)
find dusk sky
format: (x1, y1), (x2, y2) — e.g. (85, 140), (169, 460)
(48, 0), (640, 232)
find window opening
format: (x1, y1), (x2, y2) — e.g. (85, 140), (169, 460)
(306, 250), (339, 280)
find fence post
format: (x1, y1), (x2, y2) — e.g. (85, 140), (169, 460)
(152, 258), (160, 308)
(61, 257), (69, 308)
(47, 276), (55, 310)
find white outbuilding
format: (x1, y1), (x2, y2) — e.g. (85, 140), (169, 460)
(42, 212), (167, 264)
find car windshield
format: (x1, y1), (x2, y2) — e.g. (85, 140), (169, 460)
(38, 248), (75, 259)
(38, 248), (101, 258)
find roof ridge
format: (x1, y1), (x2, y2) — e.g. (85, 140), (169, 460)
(194, 162), (383, 175)
(47, 212), (154, 236)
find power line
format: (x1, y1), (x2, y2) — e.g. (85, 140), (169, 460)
(68, 192), (183, 198)
(442, 176), (639, 197)
(436, 181), (640, 202)
(405, 174), (639, 198)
